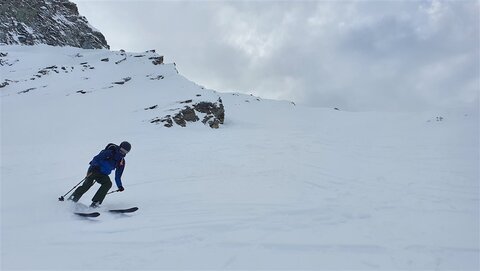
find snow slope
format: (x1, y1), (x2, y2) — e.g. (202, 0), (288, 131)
(1, 45), (479, 270)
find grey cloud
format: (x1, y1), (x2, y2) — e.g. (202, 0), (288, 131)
(73, 0), (478, 111)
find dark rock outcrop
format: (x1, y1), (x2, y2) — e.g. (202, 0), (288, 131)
(150, 98), (225, 129)
(194, 100), (225, 126)
(150, 56), (164, 65)
(0, 0), (109, 49)
(173, 107), (199, 127)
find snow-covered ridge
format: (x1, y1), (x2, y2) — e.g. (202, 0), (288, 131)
(0, 45), (227, 129)
(0, 0), (109, 49)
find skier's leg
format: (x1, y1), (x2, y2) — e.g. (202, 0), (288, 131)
(91, 174), (112, 204)
(69, 174), (95, 202)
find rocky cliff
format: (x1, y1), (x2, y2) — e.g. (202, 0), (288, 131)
(0, 0), (109, 49)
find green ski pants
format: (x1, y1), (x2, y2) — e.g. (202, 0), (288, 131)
(70, 172), (112, 204)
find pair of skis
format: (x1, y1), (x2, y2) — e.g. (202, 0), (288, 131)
(75, 207), (138, 217)
(58, 179), (138, 217)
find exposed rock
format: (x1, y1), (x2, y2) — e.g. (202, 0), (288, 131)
(208, 118), (221, 129)
(150, 116), (173, 127)
(194, 98), (225, 125)
(38, 65), (58, 75)
(18, 87), (36, 94)
(144, 105), (158, 110)
(0, 0), (109, 49)
(112, 77), (131, 85)
(172, 114), (186, 127)
(180, 107), (199, 122)
(172, 107), (199, 127)
(151, 98), (225, 129)
(115, 57), (127, 64)
(146, 74), (164, 80)
(150, 56), (164, 65)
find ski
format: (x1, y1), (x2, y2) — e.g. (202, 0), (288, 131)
(74, 212), (100, 217)
(72, 207), (138, 217)
(108, 207), (138, 213)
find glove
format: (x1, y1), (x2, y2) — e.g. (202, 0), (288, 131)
(118, 186), (124, 192)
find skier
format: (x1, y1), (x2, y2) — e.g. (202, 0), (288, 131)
(69, 141), (131, 208)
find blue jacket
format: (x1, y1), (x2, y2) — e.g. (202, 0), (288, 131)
(88, 146), (125, 188)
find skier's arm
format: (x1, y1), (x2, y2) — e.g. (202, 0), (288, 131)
(115, 158), (125, 190)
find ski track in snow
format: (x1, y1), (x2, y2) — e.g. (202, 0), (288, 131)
(1, 45), (479, 270)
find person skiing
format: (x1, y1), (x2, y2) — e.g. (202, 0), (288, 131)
(69, 141), (131, 208)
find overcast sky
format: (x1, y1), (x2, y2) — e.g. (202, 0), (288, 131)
(72, 0), (479, 112)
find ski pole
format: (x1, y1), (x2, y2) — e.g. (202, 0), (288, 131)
(106, 189), (121, 195)
(58, 173), (92, 201)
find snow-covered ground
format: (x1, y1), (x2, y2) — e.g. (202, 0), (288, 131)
(1, 45), (479, 270)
